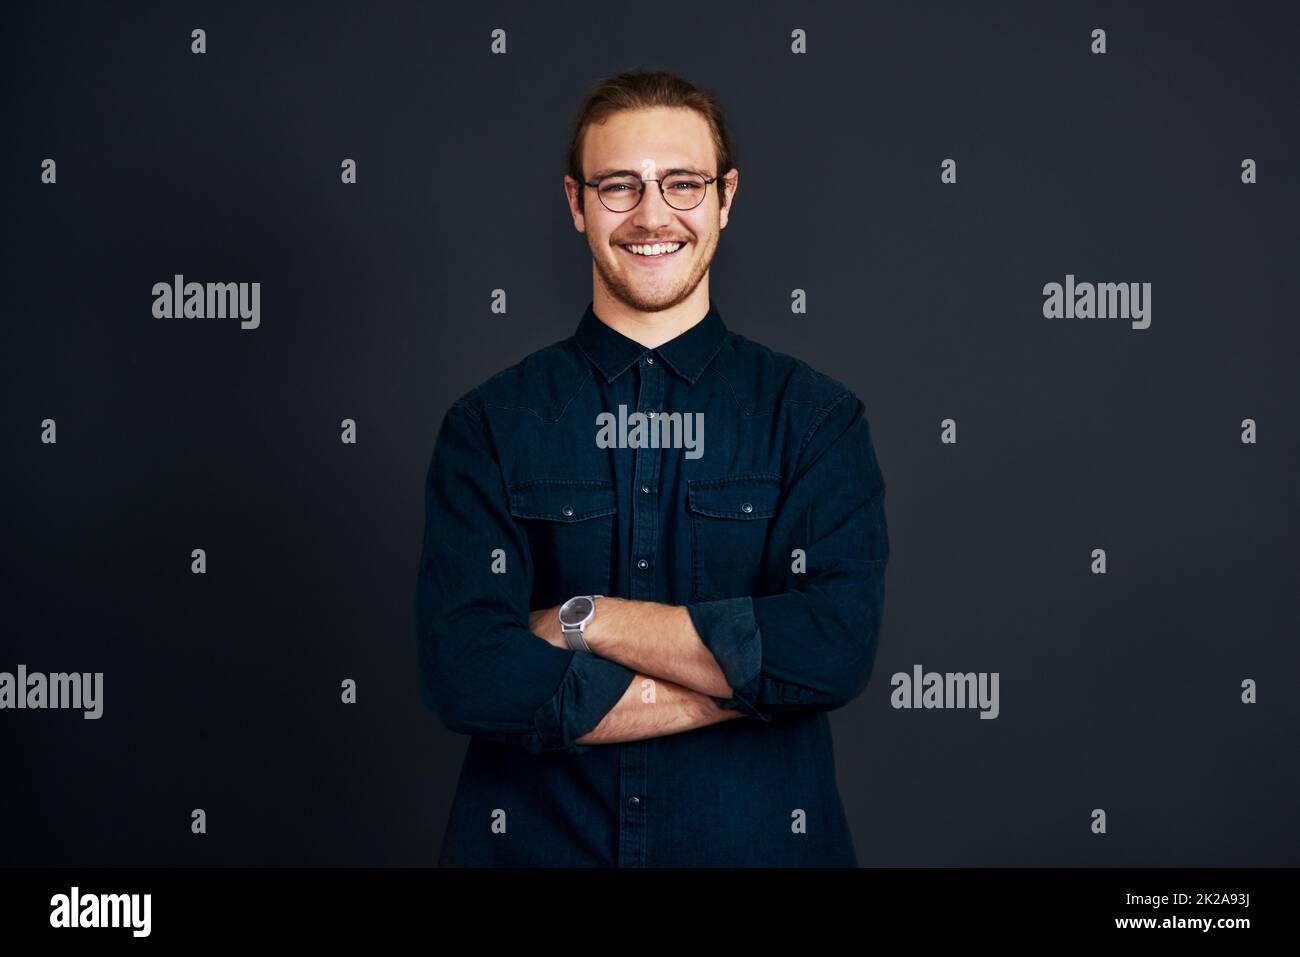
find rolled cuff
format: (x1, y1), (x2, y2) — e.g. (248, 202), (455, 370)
(528, 652), (637, 754)
(686, 596), (771, 722)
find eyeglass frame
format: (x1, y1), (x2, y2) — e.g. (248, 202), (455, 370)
(581, 168), (728, 212)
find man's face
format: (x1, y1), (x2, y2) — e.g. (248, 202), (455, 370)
(566, 106), (737, 314)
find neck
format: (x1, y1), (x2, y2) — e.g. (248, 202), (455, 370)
(591, 280), (711, 349)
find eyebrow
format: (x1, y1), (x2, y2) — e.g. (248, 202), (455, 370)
(589, 166), (710, 179)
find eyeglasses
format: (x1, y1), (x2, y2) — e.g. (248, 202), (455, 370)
(582, 169), (722, 212)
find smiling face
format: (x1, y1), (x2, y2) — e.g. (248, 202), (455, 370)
(565, 106), (738, 316)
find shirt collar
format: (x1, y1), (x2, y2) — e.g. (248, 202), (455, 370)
(573, 300), (729, 385)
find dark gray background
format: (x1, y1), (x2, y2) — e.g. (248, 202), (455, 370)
(2, 0), (1296, 866)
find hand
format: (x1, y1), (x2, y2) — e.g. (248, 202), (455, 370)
(529, 604), (566, 650)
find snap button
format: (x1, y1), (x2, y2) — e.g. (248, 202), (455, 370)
(637, 559), (649, 570)
(641, 485), (650, 494)
(627, 795), (641, 806)
(562, 506), (574, 516)
(646, 356), (655, 364)
(741, 502), (753, 513)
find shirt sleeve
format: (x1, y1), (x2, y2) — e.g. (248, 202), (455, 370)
(415, 398), (637, 754)
(685, 390), (890, 721)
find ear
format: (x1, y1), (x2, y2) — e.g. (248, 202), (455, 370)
(564, 175), (587, 233)
(718, 168), (739, 230)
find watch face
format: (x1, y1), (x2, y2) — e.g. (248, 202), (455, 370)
(559, 596), (594, 626)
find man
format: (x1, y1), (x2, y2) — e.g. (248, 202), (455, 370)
(415, 70), (890, 866)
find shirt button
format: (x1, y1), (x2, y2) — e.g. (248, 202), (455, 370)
(637, 559), (649, 570)
(641, 485), (650, 494)
(741, 502), (753, 513)
(646, 356), (655, 365)
(562, 506), (574, 516)
(627, 796), (641, 807)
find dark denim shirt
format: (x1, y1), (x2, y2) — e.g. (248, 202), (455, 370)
(415, 301), (890, 866)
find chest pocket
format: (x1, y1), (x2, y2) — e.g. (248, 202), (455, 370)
(686, 473), (782, 601)
(508, 479), (616, 609)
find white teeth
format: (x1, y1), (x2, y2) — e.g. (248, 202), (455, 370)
(624, 242), (683, 256)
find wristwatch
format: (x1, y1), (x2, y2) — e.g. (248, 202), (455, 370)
(558, 595), (602, 655)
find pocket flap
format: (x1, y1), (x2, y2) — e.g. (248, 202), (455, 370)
(508, 479), (616, 522)
(687, 473), (782, 519)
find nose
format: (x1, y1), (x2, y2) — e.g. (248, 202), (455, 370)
(629, 181), (675, 230)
